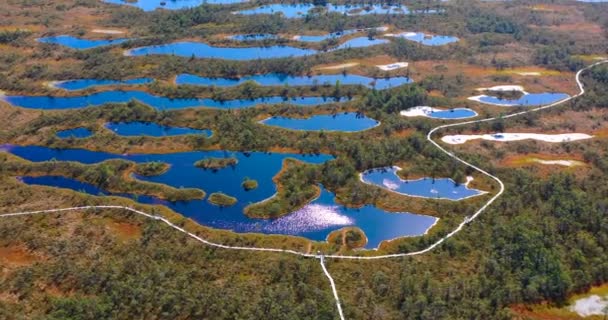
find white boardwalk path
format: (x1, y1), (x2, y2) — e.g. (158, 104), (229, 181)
(0, 61), (606, 319)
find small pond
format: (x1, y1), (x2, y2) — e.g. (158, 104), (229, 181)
(56, 128), (93, 139)
(37, 35), (128, 50)
(102, 0), (247, 11)
(361, 167), (484, 200)
(390, 32), (459, 46)
(260, 112), (379, 132)
(471, 92), (570, 106)
(53, 78), (153, 91)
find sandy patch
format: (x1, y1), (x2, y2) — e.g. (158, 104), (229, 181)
(400, 106), (477, 119)
(569, 295), (608, 317)
(317, 62), (359, 70)
(531, 159), (585, 167)
(377, 62), (408, 71)
(441, 133), (593, 145)
(516, 72), (541, 76)
(475, 85), (526, 92)
(92, 29), (125, 35)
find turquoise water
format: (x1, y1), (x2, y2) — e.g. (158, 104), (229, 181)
(476, 92), (570, 106)
(176, 73), (412, 89)
(103, 0), (247, 11)
(37, 35), (128, 50)
(106, 122), (212, 137)
(6, 145), (437, 249)
(236, 4), (411, 18)
(260, 112), (379, 132)
(3, 90), (349, 110)
(392, 32), (459, 46)
(361, 167), (484, 200)
(54, 78), (153, 91)
(56, 128), (93, 139)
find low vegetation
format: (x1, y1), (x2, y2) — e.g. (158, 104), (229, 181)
(208, 192), (238, 207)
(195, 157), (238, 170)
(241, 178), (258, 191)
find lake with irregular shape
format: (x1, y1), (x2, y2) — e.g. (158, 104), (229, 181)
(472, 92), (570, 106)
(54, 78), (153, 91)
(390, 32), (459, 46)
(3, 90), (348, 110)
(128, 37), (386, 60)
(103, 0), (247, 11)
(106, 122), (212, 137)
(56, 128), (93, 139)
(37, 35), (128, 50)
(6, 145), (437, 248)
(176, 73), (412, 90)
(127, 41), (317, 60)
(361, 167), (484, 200)
(260, 112), (379, 132)
(236, 4), (412, 18)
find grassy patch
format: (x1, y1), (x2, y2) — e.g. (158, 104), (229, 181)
(208, 192), (237, 207)
(241, 178), (258, 191)
(194, 157), (238, 170)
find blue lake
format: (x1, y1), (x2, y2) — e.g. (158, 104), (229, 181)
(361, 167), (484, 200)
(37, 35), (128, 50)
(475, 92), (570, 106)
(3, 90), (348, 110)
(103, 0), (247, 11)
(236, 4), (412, 18)
(333, 37), (389, 50)
(56, 128), (93, 139)
(5, 145), (437, 248)
(392, 32), (459, 46)
(106, 122), (212, 137)
(260, 112), (379, 132)
(228, 34), (280, 41)
(128, 37), (386, 60)
(176, 73), (412, 90)
(54, 78), (153, 91)
(295, 29), (358, 42)
(127, 41), (317, 60)
(427, 108), (477, 119)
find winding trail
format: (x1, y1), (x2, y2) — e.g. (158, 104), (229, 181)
(0, 60), (605, 319)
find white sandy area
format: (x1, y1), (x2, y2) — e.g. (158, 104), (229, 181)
(400, 106), (443, 117)
(475, 85), (526, 92)
(516, 72), (541, 76)
(400, 106), (478, 119)
(441, 133), (593, 145)
(569, 295), (608, 317)
(377, 62), (408, 71)
(92, 29), (125, 34)
(531, 159), (584, 167)
(384, 32), (418, 38)
(318, 62), (359, 70)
